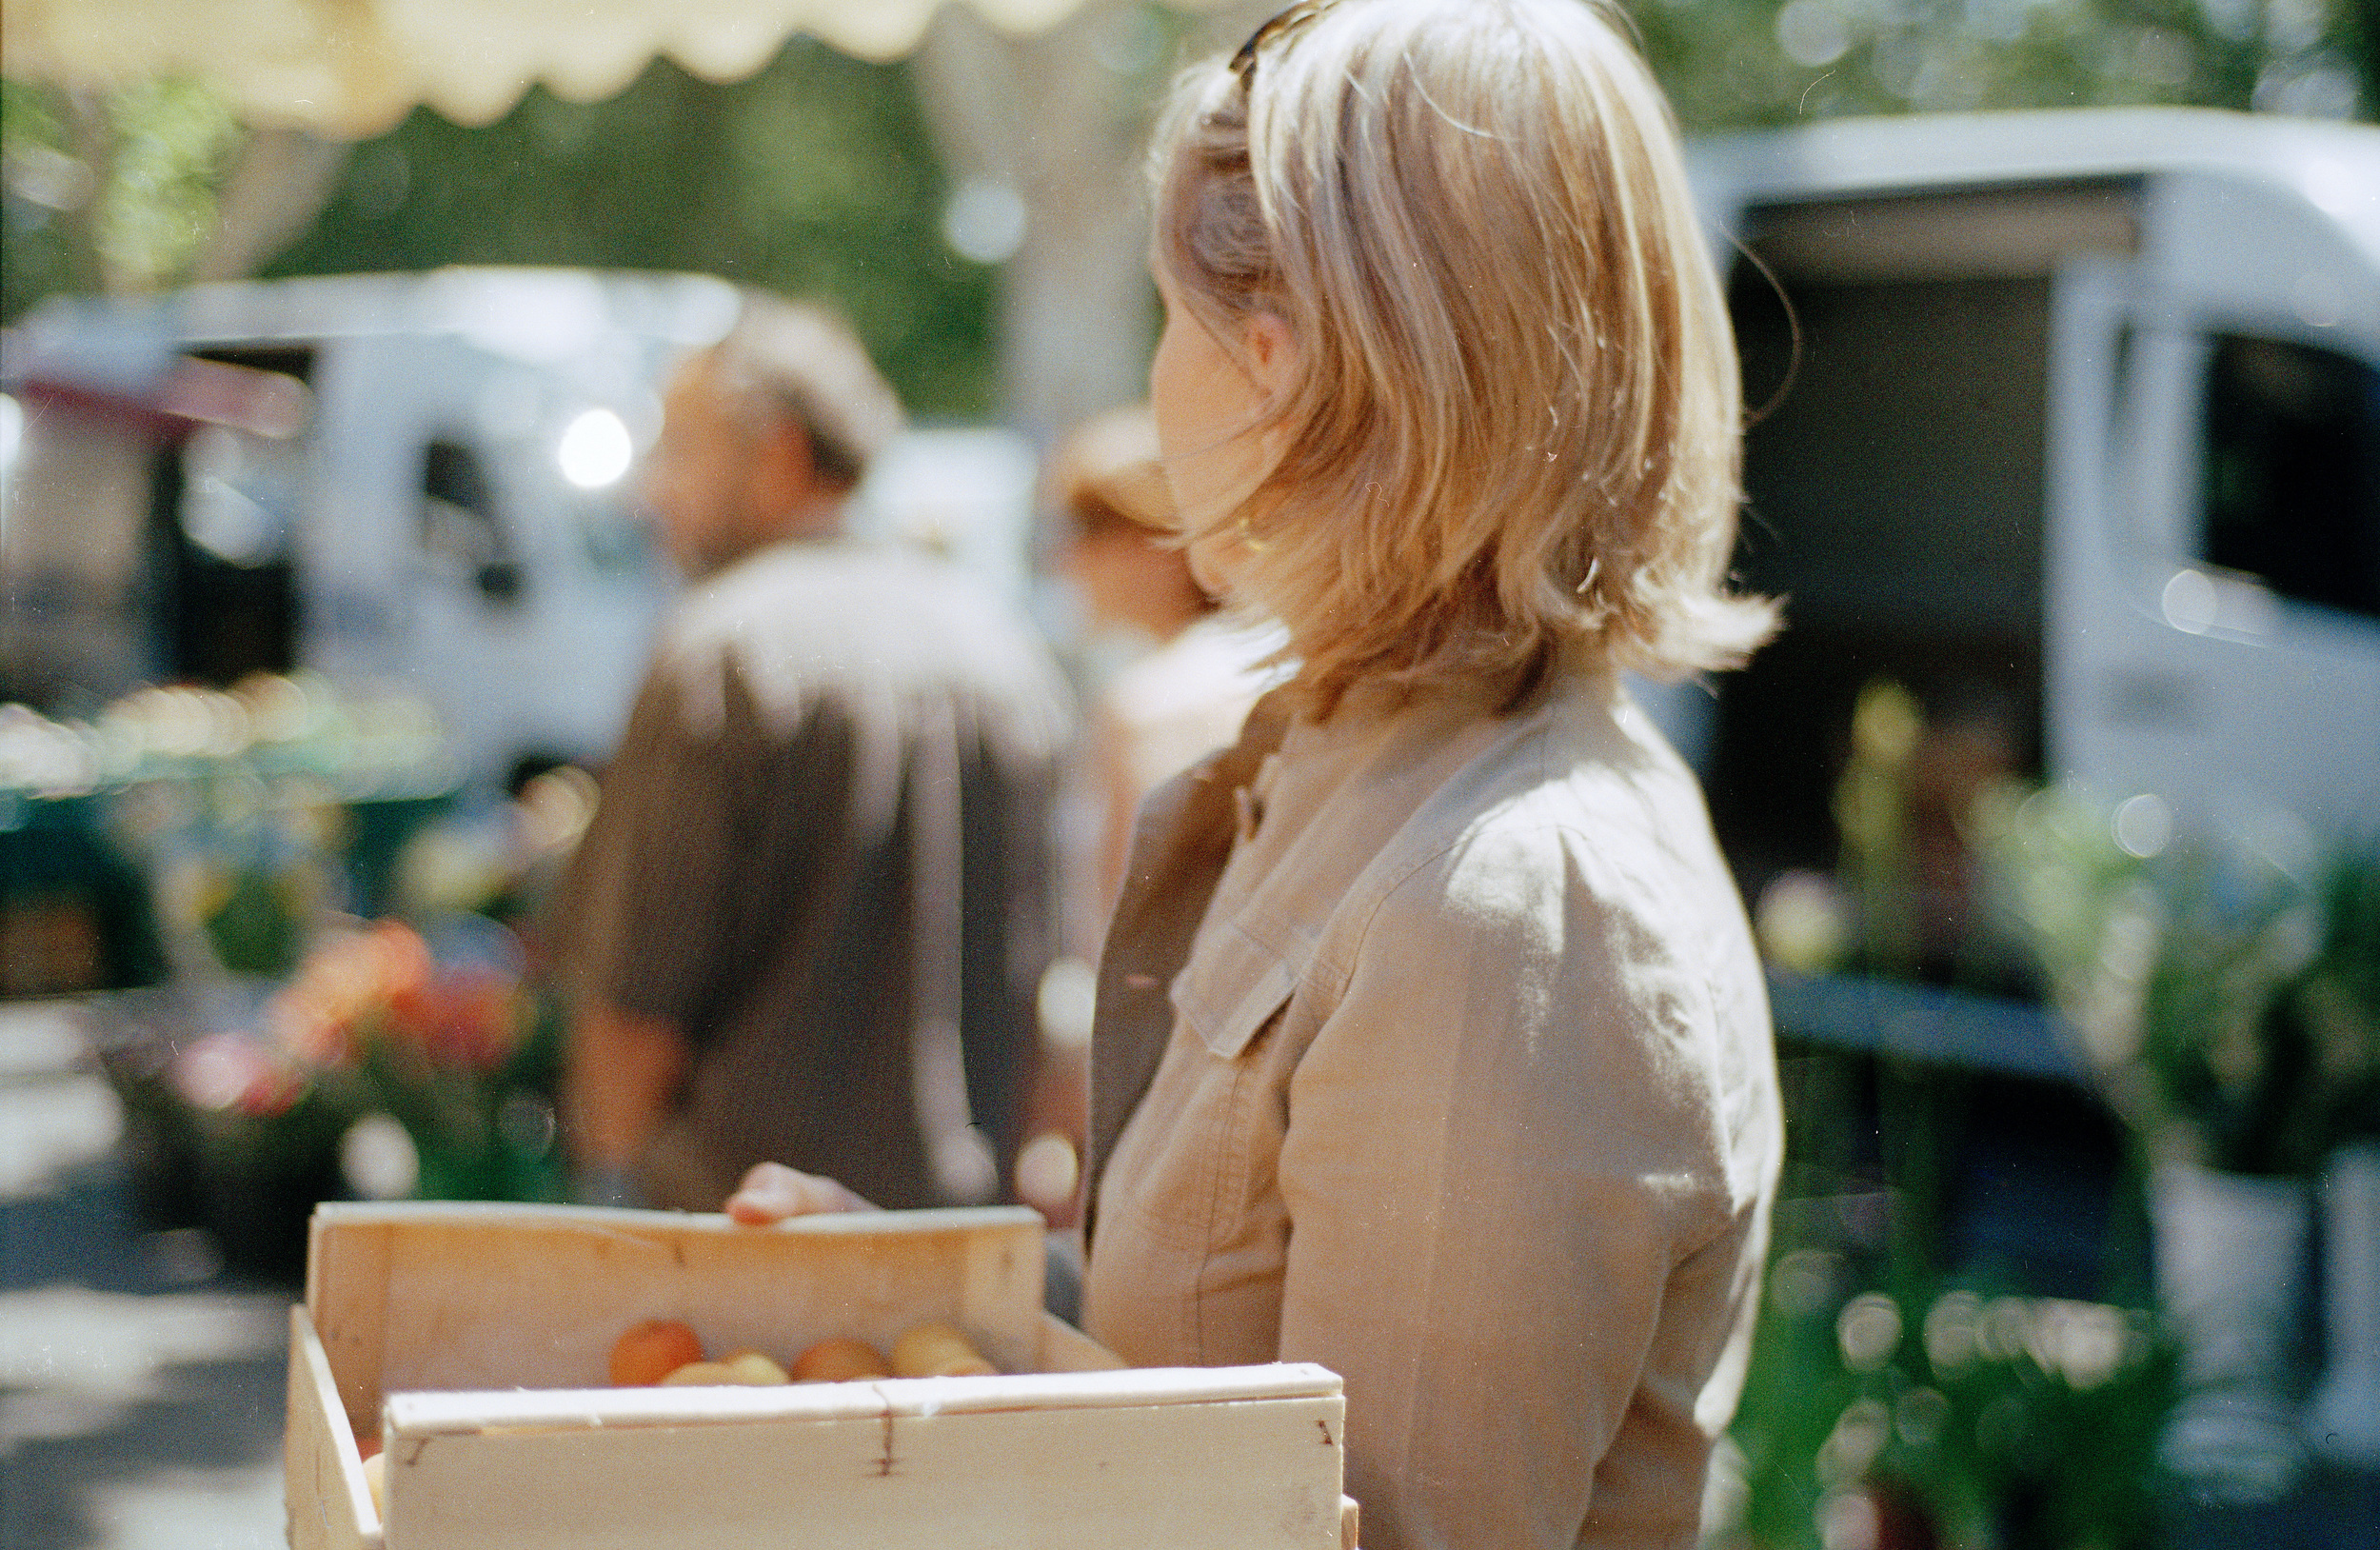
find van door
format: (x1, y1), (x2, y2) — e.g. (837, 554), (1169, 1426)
(305, 330), (666, 786)
(159, 348), (315, 688)
(2047, 169), (2380, 840)
(1703, 183), (2138, 989)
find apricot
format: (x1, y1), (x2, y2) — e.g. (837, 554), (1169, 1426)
(657, 1360), (741, 1385)
(892, 1321), (996, 1378)
(362, 1450), (387, 1521)
(656, 1354), (789, 1386)
(790, 1336), (891, 1382)
(610, 1319), (705, 1386)
(720, 1349), (791, 1384)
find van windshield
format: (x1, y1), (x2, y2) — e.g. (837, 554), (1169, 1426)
(2202, 332), (2380, 624)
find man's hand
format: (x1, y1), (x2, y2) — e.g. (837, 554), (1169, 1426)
(724, 1162), (878, 1224)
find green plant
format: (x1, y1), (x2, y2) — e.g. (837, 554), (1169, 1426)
(1722, 1244), (2176, 1550)
(1978, 785), (2380, 1176)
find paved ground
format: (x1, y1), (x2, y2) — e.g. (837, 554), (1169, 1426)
(0, 1001), (289, 1550)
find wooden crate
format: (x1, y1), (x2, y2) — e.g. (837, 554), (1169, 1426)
(285, 1202), (1355, 1548)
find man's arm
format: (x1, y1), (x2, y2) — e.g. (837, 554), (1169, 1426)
(545, 659), (741, 1201)
(565, 1000), (692, 1183)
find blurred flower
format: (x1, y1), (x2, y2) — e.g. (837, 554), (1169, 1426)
(268, 920), (434, 1067)
(1774, 1247), (1845, 1319)
(169, 1029), (306, 1118)
(392, 765), (596, 923)
(396, 819), (514, 917)
(1818, 1398), (1893, 1489)
(268, 917), (530, 1077)
(1837, 1292), (1903, 1372)
(384, 962), (524, 1074)
(1924, 1290), (1981, 1373)
(258, 915), (557, 1203)
(340, 1113), (420, 1201)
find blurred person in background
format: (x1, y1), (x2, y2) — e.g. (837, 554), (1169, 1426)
(547, 291), (1073, 1215)
(1051, 403), (1285, 951)
(1021, 406), (1283, 1226)
(728, 2), (1783, 1544)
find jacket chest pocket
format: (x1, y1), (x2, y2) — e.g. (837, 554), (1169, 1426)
(1099, 914), (1303, 1256)
(1172, 911), (1305, 1062)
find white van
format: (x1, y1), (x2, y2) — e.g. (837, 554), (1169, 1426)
(1, 268), (1046, 788)
(2, 268), (738, 784)
(1674, 108), (2380, 983)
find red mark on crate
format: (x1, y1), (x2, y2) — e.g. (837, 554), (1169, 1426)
(873, 1384), (899, 1479)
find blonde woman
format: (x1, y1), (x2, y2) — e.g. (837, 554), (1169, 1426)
(732, 3), (1784, 1544)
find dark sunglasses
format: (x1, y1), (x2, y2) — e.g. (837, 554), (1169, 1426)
(1229, 0), (1342, 86)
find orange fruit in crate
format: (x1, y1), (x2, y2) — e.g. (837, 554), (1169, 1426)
(790, 1336), (891, 1382)
(720, 1349), (791, 1384)
(658, 1360), (739, 1385)
(892, 1321), (996, 1378)
(362, 1451), (388, 1520)
(610, 1319), (705, 1386)
(657, 1356), (788, 1386)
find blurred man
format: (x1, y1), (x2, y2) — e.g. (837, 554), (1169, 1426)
(548, 293), (1072, 1212)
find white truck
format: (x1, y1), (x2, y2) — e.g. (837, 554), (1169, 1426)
(1, 268), (742, 784)
(1, 267), (1044, 788)
(1673, 107), (2380, 998)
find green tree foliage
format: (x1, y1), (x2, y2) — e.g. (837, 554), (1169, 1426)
(262, 40), (998, 418)
(1636, 0), (2371, 129)
(2, 76), (243, 316)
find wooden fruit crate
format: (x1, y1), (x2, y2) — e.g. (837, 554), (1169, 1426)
(284, 1202), (1355, 1548)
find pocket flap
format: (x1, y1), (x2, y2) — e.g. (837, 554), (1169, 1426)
(1171, 914), (1300, 1061)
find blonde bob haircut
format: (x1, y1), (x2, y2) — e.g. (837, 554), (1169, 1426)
(1150, 0), (1775, 713)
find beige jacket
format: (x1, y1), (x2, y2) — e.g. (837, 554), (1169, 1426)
(1081, 663), (1781, 1550)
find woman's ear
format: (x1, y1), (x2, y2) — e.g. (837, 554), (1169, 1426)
(1243, 311), (1299, 402)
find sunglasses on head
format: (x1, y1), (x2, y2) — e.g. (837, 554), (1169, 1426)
(1229, 0), (1342, 86)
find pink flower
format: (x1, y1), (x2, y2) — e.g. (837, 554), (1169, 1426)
(269, 921), (439, 1068)
(385, 966), (523, 1073)
(170, 1031), (307, 1117)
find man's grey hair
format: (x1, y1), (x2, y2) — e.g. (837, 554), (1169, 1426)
(709, 290), (904, 489)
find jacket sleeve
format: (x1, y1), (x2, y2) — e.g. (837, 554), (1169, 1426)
(1273, 825), (1740, 1550)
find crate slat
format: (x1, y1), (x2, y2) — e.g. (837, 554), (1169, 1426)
(285, 1306), (385, 1550)
(382, 1388), (1347, 1549)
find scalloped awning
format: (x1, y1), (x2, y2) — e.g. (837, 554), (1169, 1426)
(1, 0), (1111, 139)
